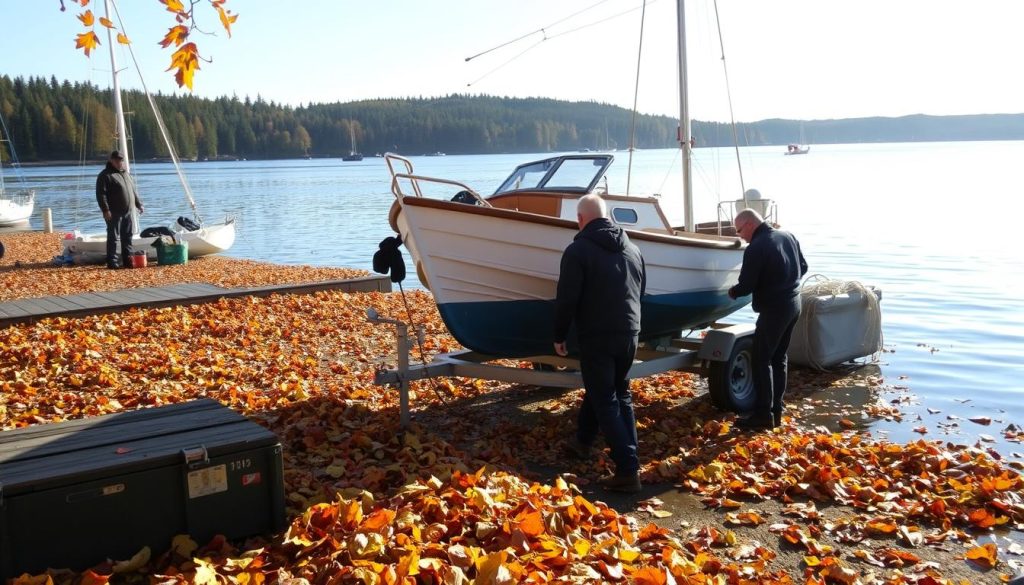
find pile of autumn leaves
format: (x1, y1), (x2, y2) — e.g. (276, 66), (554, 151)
(2, 236), (1022, 583)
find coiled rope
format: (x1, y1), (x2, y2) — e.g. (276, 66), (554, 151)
(795, 274), (883, 371)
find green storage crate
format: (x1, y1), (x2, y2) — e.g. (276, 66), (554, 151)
(0, 399), (286, 578)
(157, 241), (188, 265)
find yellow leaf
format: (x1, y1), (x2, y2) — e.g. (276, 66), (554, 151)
(965, 542), (998, 569)
(171, 534), (198, 558)
(161, 0), (186, 13)
(215, 5), (239, 38)
(77, 10), (94, 26)
(117, 33), (131, 45)
(75, 31), (101, 57)
(160, 25), (189, 48)
(193, 558), (220, 585)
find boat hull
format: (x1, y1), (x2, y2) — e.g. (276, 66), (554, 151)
(393, 197), (749, 356)
(0, 191), (35, 226)
(61, 219), (236, 265)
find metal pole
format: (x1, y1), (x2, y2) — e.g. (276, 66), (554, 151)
(677, 0), (694, 232)
(396, 323), (411, 428)
(104, 0), (130, 172)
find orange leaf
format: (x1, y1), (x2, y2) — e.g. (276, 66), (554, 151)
(865, 518), (898, 534)
(117, 33), (131, 45)
(98, 16), (114, 28)
(965, 542), (997, 569)
(161, 0), (186, 13)
(631, 567), (668, 585)
(517, 510), (544, 537)
(75, 31), (101, 57)
(77, 10), (94, 26)
(160, 25), (189, 48)
(215, 5), (239, 38)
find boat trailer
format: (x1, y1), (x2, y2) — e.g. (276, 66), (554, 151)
(368, 309), (757, 427)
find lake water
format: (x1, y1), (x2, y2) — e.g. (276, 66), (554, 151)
(8, 142), (1024, 454)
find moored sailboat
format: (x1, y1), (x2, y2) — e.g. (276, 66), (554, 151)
(0, 112), (35, 227)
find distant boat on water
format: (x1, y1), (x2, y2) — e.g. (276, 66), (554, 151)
(425, 151), (446, 157)
(343, 126), (363, 161)
(785, 143), (810, 155)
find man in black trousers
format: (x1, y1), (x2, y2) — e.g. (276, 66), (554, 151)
(96, 150), (144, 269)
(728, 208), (808, 430)
(554, 194), (646, 492)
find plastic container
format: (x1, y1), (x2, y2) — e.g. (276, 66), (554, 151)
(156, 241), (188, 266)
(129, 253), (148, 269)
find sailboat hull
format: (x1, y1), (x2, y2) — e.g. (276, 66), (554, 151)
(0, 191), (34, 226)
(62, 219), (236, 265)
(393, 197), (749, 356)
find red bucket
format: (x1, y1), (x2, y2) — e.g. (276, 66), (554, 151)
(129, 253), (148, 269)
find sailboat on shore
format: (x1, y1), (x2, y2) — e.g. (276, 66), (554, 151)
(61, 0), (235, 264)
(0, 112), (35, 227)
(382, 0), (772, 358)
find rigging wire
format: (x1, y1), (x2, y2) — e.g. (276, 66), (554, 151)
(712, 0), (746, 199)
(466, 0), (656, 88)
(625, 0), (649, 195)
(110, 0), (204, 224)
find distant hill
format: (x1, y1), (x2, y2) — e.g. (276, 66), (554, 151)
(2, 74), (1023, 162)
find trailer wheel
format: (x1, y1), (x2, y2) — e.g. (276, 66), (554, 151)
(707, 336), (756, 412)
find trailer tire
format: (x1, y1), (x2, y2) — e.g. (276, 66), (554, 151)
(707, 335), (756, 412)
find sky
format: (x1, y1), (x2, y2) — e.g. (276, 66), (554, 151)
(2, 0), (1023, 123)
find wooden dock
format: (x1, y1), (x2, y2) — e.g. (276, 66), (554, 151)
(0, 275), (391, 328)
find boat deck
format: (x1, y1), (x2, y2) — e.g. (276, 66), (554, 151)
(0, 275), (391, 328)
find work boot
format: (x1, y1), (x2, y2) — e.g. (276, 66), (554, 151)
(597, 472), (642, 493)
(564, 437), (596, 461)
(736, 412), (775, 431)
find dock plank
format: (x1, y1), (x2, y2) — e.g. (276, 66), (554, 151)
(0, 275), (391, 328)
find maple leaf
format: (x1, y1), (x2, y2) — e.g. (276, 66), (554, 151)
(161, 0), (186, 14)
(77, 9), (94, 26)
(215, 4), (239, 38)
(160, 24), (189, 48)
(168, 42), (201, 89)
(75, 31), (101, 57)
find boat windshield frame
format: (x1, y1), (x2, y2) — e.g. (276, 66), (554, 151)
(493, 154), (614, 195)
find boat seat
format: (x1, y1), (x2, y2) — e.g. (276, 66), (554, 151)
(733, 198), (773, 218)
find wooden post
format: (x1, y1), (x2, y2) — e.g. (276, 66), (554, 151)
(42, 208), (53, 233)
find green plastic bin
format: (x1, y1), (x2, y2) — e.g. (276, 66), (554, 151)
(156, 241), (188, 265)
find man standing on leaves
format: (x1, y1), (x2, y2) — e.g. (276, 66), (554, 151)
(554, 194), (646, 493)
(96, 150), (143, 269)
(728, 208), (808, 430)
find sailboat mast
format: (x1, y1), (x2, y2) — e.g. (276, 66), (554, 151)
(104, 0), (130, 172)
(677, 0), (694, 232)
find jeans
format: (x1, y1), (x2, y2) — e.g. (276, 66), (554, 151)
(105, 213), (134, 267)
(752, 297), (801, 418)
(577, 333), (640, 476)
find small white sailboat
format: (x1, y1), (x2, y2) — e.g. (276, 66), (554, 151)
(62, 0), (234, 264)
(0, 113), (35, 227)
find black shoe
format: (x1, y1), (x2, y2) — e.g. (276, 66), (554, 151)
(564, 438), (596, 460)
(106, 263), (120, 270)
(597, 473), (642, 493)
(736, 413), (775, 431)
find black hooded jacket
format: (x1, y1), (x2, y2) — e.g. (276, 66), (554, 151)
(554, 218), (646, 342)
(96, 162), (143, 216)
(729, 222), (808, 312)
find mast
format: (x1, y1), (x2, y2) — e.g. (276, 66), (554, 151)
(104, 0), (130, 172)
(676, 0), (694, 232)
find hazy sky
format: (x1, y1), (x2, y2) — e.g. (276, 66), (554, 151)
(2, 0), (1023, 123)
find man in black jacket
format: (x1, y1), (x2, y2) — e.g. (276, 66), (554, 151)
(554, 194), (646, 492)
(96, 151), (144, 269)
(728, 208), (808, 430)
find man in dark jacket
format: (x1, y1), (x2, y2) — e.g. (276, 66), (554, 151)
(96, 150), (144, 269)
(554, 194), (646, 492)
(728, 208), (808, 430)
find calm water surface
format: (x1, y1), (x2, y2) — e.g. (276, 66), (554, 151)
(10, 142), (1024, 454)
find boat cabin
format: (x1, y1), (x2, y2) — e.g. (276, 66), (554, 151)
(486, 154), (674, 233)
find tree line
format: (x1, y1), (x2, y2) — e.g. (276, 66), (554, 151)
(3, 74), (1024, 163)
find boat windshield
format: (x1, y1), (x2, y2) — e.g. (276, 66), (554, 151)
(494, 155), (613, 195)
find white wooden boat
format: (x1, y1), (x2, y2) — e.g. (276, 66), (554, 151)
(61, 0), (234, 264)
(385, 152), (748, 356)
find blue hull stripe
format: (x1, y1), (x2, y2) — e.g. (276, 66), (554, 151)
(438, 291), (750, 357)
